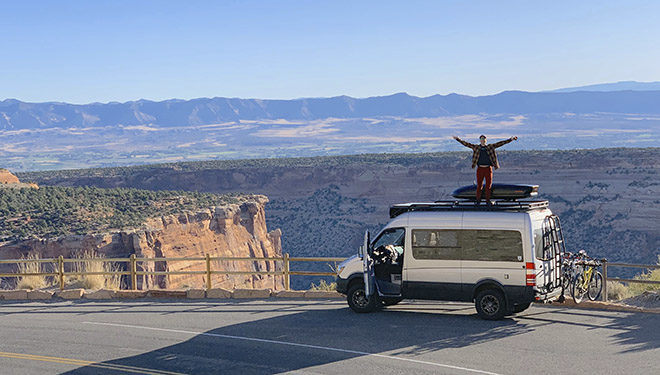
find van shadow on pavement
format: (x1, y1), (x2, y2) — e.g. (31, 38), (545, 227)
(51, 302), (659, 374)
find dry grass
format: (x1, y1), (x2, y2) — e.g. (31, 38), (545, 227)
(309, 279), (337, 291)
(627, 259), (660, 296)
(609, 256), (660, 300)
(68, 251), (122, 290)
(16, 253), (52, 290)
(606, 281), (631, 301)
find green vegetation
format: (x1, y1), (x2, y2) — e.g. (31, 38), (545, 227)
(19, 147), (657, 182)
(0, 186), (242, 240)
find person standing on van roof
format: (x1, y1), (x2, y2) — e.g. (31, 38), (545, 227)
(453, 134), (518, 205)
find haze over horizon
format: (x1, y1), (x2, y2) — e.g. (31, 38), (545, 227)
(3, 1), (660, 104)
(2, 80), (660, 106)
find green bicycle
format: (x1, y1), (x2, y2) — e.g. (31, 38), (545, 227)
(571, 259), (603, 303)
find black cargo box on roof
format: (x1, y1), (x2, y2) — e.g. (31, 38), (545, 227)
(452, 183), (539, 201)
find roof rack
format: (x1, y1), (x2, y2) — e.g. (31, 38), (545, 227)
(389, 200), (549, 218)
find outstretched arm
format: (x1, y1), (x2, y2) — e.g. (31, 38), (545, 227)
(491, 136), (518, 148)
(453, 136), (477, 149)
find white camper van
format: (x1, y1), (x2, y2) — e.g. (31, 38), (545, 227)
(336, 197), (565, 320)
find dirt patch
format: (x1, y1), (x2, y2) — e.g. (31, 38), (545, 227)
(622, 291), (660, 309)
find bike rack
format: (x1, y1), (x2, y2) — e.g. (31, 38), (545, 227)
(541, 215), (566, 293)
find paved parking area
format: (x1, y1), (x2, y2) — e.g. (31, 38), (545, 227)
(0, 299), (658, 374)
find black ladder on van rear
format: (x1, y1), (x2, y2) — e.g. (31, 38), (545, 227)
(541, 215), (565, 292)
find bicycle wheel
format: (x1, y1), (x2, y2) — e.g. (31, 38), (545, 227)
(587, 271), (603, 301)
(562, 272), (573, 291)
(572, 274), (587, 303)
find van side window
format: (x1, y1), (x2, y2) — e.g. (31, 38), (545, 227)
(461, 230), (523, 262)
(411, 229), (523, 262)
(412, 230), (460, 260)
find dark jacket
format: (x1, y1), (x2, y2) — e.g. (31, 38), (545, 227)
(455, 137), (514, 169)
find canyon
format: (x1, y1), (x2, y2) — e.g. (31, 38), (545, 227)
(19, 148), (660, 288)
(0, 190), (284, 290)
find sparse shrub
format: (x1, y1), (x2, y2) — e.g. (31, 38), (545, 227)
(606, 281), (631, 301)
(309, 279), (337, 291)
(627, 257), (660, 296)
(16, 253), (52, 290)
(609, 256), (660, 300)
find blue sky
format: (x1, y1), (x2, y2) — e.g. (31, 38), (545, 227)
(2, 0), (659, 104)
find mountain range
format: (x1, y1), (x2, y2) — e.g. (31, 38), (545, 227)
(2, 89), (660, 130)
(550, 80), (660, 93)
(1, 83), (659, 171)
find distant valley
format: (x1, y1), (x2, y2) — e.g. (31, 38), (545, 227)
(2, 89), (659, 171)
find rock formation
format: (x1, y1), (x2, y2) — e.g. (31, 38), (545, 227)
(0, 196), (284, 290)
(0, 168), (38, 188)
(0, 169), (20, 184)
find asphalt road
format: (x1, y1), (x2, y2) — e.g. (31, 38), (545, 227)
(0, 299), (658, 375)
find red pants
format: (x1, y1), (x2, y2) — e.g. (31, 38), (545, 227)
(476, 166), (493, 201)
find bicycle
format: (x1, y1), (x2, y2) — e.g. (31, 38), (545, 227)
(560, 251), (578, 292)
(571, 257), (603, 303)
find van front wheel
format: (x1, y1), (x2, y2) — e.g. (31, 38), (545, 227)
(347, 284), (378, 313)
(475, 289), (507, 320)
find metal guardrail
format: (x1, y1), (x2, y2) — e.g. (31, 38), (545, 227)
(0, 254), (347, 291)
(601, 260), (660, 302)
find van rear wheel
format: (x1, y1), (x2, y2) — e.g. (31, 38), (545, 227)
(347, 284), (378, 313)
(475, 289), (507, 320)
(510, 302), (531, 314)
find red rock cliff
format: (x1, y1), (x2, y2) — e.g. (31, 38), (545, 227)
(0, 195), (284, 290)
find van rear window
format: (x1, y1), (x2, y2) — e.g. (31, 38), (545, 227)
(412, 229), (523, 262)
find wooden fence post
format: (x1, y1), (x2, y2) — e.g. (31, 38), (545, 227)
(206, 254), (212, 290)
(130, 254), (137, 290)
(58, 255), (64, 291)
(284, 253), (290, 290)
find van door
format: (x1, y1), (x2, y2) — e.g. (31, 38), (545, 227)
(403, 228), (463, 300)
(361, 231), (375, 297)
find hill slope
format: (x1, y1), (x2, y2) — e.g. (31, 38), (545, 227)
(0, 186), (243, 241)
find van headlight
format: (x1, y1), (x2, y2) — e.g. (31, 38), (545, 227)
(336, 264), (346, 275)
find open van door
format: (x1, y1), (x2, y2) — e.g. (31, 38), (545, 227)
(361, 230), (375, 297)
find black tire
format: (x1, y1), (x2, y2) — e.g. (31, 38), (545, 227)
(510, 302), (531, 314)
(587, 272), (603, 301)
(347, 284), (378, 313)
(381, 297), (403, 306)
(475, 289), (507, 320)
(572, 274), (587, 304)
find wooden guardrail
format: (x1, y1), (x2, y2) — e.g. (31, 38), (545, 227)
(601, 260), (660, 301)
(0, 254), (347, 291)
